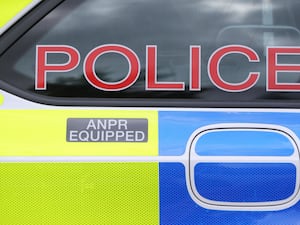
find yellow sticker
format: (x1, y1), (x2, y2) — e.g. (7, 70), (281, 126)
(0, 0), (33, 27)
(0, 109), (158, 156)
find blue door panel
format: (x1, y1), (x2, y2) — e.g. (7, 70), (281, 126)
(159, 111), (300, 224)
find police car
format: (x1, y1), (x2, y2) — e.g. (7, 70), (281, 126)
(1, 0), (300, 224)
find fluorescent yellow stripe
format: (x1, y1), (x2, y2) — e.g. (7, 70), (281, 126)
(0, 163), (159, 225)
(0, 0), (33, 27)
(0, 94), (3, 105)
(0, 110), (158, 156)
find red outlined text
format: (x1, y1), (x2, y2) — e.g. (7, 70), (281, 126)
(35, 44), (300, 92)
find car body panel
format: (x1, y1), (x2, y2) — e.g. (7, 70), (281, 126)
(2, 1), (300, 224)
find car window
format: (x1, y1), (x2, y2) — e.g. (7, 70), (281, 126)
(1, 0), (300, 105)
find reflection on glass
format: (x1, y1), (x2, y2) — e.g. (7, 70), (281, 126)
(1, 0), (300, 102)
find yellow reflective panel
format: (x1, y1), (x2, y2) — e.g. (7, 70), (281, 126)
(0, 163), (159, 225)
(0, 109), (158, 156)
(0, 93), (3, 105)
(0, 0), (33, 27)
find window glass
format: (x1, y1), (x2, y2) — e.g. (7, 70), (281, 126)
(1, 0), (300, 104)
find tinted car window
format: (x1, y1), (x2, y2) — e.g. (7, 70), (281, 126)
(1, 0), (300, 105)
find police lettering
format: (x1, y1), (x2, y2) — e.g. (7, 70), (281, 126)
(35, 44), (300, 92)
